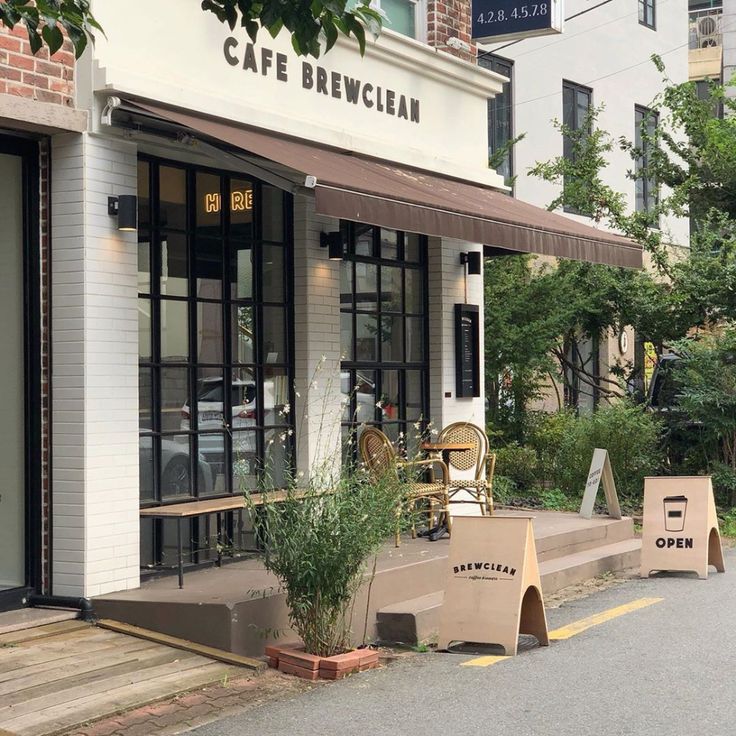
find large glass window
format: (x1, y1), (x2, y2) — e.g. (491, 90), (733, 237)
(138, 158), (293, 567)
(562, 80), (592, 215)
(480, 54), (514, 188)
(634, 105), (659, 219)
(340, 224), (429, 459)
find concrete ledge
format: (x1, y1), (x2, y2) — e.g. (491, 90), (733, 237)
(0, 93), (88, 133)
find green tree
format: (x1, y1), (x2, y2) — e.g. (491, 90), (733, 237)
(672, 330), (736, 506)
(1, 0), (384, 60)
(0, 0), (101, 58)
(202, 0), (384, 57)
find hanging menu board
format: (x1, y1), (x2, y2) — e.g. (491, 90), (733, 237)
(455, 304), (480, 398)
(472, 0), (564, 44)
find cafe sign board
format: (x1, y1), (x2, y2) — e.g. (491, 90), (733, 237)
(640, 477), (725, 579)
(472, 0), (564, 44)
(437, 516), (549, 656)
(579, 448), (622, 520)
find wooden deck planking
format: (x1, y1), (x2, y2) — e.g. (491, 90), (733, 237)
(0, 638), (160, 690)
(4, 662), (242, 736)
(0, 642), (175, 701)
(0, 631), (129, 674)
(0, 621), (252, 736)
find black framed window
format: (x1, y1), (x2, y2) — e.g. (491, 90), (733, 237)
(339, 223), (429, 459)
(480, 54), (514, 188)
(639, 0), (656, 29)
(562, 80), (593, 215)
(635, 105), (659, 218)
(137, 157), (293, 567)
(0, 135), (41, 609)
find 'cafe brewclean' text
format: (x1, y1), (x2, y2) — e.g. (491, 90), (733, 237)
(223, 38), (420, 124)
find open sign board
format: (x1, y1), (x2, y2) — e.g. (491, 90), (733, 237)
(640, 476), (725, 579)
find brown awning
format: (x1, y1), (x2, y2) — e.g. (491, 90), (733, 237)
(132, 101), (642, 269)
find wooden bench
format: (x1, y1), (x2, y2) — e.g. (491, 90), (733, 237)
(140, 490), (310, 588)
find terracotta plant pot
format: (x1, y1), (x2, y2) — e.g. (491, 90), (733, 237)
(265, 643), (380, 681)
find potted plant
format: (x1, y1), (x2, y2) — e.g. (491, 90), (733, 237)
(249, 463), (404, 680)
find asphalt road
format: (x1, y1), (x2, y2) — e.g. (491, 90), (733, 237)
(189, 550), (735, 736)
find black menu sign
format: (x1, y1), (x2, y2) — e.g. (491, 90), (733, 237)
(455, 304), (480, 398)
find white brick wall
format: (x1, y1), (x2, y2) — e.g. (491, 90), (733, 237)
(292, 196), (343, 482)
(427, 237), (485, 429)
(51, 132), (140, 597)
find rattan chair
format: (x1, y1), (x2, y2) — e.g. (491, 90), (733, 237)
(436, 422), (496, 515)
(358, 427), (451, 546)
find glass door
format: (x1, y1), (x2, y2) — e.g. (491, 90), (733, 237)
(0, 137), (40, 609)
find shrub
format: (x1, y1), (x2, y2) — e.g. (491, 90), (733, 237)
(525, 409), (577, 488)
(554, 401), (662, 500)
(494, 443), (538, 491)
(490, 475), (517, 506)
(248, 469), (403, 658)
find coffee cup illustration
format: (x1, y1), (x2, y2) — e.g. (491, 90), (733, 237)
(663, 495), (688, 533)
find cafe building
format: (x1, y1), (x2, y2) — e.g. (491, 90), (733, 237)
(0, 0), (641, 609)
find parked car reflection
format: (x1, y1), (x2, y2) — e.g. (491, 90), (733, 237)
(139, 436), (214, 497)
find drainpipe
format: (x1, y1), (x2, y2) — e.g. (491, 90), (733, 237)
(28, 594), (96, 623)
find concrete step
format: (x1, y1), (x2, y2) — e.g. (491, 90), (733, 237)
(532, 515), (635, 562)
(375, 538), (642, 645)
(376, 592), (444, 645)
(539, 537), (641, 595)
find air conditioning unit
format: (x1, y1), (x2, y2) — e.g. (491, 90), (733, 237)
(696, 15), (720, 48)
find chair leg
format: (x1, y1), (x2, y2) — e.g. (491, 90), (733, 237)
(444, 495), (452, 536)
(410, 499), (417, 539)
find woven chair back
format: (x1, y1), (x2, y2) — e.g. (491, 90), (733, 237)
(437, 422), (488, 479)
(359, 427), (398, 481)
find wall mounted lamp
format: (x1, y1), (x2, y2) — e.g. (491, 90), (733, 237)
(320, 231), (345, 261)
(460, 251), (482, 275)
(108, 195), (138, 232)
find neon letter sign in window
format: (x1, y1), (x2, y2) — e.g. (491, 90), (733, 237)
(203, 190), (254, 214)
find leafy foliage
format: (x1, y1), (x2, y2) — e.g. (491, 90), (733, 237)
(1, 1), (383, 61)
(672, 330), (736, 505)
(201, 0), (384, 57)
(553, 401), (662, 500)
(247, 470), (402, 658)
(0, 0), (101, 58)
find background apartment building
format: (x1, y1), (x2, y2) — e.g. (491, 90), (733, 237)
(479, 0), (689, 412)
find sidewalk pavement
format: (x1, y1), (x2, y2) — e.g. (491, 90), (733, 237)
(61, 671), (313, 736)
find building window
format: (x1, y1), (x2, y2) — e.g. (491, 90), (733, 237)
(340, 223), (429, 459)
(137, 157), (293, 567)
(639, 0), (655, 29)
(480, 54), (514, 188)
(634, 105), (658, 217)
(368, 0), (426, 40)
(562, 80), (592, 214)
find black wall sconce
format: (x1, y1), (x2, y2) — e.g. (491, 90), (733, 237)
(108, 195), (138, 232)
(320, 231), (345, 261)
(460, 251), (482, 275)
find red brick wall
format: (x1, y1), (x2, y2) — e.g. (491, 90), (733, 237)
(427, 0), (477, 63)
(0, 24), (75, 105)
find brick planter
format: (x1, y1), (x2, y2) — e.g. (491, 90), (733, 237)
(265, 643), (380, 681)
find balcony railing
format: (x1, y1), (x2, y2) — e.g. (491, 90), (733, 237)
(689, 8), (723, 49)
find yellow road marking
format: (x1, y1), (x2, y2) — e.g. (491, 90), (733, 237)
(461, 655), (510, 668)
(548, 597), (664, 641)
(461, 597), (664, 667)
